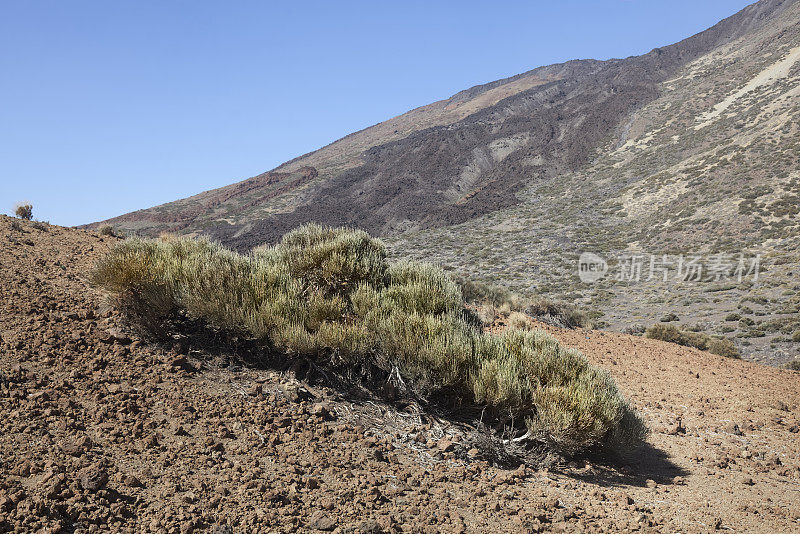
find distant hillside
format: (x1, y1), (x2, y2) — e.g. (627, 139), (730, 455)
(91, 0), (800, 364)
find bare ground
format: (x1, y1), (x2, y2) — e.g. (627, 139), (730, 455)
(1, 216), (799, 533)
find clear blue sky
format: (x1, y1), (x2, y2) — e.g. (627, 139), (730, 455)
(1, 0), (753, 226)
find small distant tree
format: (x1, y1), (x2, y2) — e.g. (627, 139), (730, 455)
(14, 203), (33, 220)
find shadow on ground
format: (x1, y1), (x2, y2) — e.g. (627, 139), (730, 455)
(143, 314), (685, 484)
(565, 442), (689, 488)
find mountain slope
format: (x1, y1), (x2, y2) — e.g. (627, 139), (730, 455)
(388, 0), (800, 364)
(92, 0), (800, 364)
(95, 0), (793, 248)
(3, 217), (800, 532)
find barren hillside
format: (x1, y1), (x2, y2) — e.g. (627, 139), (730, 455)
(2, 218), (799, 532)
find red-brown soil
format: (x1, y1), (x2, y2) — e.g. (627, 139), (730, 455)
(2, 216), (799, 533)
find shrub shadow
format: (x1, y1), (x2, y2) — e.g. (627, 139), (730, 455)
(149, 314), (684, 480)
(564, 442), (689, 487)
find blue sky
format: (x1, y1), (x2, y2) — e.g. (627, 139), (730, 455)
(1, 0), (753, 226)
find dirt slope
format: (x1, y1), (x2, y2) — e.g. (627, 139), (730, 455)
(2, 218), (799, 533)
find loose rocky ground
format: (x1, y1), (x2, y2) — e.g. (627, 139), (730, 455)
(2, 216), (799, 533)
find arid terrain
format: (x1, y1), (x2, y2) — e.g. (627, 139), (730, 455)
(88, 0), (800, 364)
(3, 217), (799, 533)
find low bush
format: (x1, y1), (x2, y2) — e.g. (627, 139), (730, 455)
(92, 224), (646, 457)
(452, 276), (589, 328)
(507, 311), (530, 329)
(14, 203), (32, 220)
(99, 225), (115, 237)
(645, 324), (739, 358)
(783, 359), (800, 371)
(526, 297), (589, 329)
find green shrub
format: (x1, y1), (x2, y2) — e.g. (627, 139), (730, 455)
(645, 324), (739, 358)
(453, 275), (588, 328)
(707, 337), (739, 359)
(725, 313), (741, 322)
(92, 224), (646, 456)
(660, 313), (679, 322)
(783, 359), (800, 371)
(507, 311), (530, 329)
(14, 203), (32, 220)
(99, 225), (115, 237)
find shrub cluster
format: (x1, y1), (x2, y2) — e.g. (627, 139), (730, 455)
(99, 225), (116, 237)
(92, 224), (646, 456)
(645, 324), (739, 358)
(14, 203), (32, 220)
(453, 275), (589, 328)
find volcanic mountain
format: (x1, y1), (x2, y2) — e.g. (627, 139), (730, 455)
(92, 0), (800, 364)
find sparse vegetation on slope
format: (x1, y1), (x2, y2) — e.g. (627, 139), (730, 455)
(14, 203), (32, 220)
(454, 275), (589, 329)
(646, 324), (740, 358)
(92, 223), (646, 456)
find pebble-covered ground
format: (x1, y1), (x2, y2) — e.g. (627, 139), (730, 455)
(1, 216), (799, 533)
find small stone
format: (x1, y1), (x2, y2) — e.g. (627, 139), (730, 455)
(308, 510), (336, 531)
(123, 474), (143, 488)
(61, 435), (92, 456)
(436, 438), (455, 452)
(78, 465), (108, 492)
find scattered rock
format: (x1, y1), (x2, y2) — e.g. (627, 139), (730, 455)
(78, 465), (108, 492)
(436, 438), (455, 452)
(308, 510), (337, 531)
(61, 435), (92, 456)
